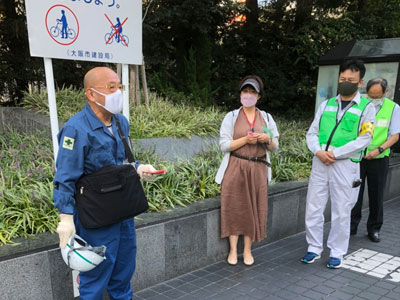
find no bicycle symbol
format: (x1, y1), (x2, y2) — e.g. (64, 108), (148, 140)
(104, 14), (129, 47)
(45, 5), (79, 46)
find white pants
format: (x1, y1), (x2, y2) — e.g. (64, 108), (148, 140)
(305, 156), (360, 259)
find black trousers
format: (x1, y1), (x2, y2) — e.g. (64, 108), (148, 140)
(351, 156), (389, 233)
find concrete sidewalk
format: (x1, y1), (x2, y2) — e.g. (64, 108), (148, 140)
(135, 199), (400, 300)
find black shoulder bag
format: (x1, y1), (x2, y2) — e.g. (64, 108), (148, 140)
(75, 118), (148, 229)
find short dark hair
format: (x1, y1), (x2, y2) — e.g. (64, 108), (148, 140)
(238, 75), (264, 99)
(366, 78), (388, 93)
(339, 59), (366, 80)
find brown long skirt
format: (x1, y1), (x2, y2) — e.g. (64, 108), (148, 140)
(220, 110), (268, 242)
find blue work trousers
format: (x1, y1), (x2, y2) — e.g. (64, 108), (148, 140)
(75, 215), (137, 300)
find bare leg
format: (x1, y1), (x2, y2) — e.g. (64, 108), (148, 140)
(243, 235), (254, 265)
(227, 235), (239, 265)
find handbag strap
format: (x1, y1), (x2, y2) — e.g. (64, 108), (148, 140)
(115, 117), (135, 163)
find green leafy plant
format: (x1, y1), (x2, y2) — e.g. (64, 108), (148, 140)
(0, 129), (224, 244)
(135, 148), (223, 211)
(21, 86), (86, 121)
(0, 128), (58, 245)
(130, 95), (224, 138)
(270, 118), (313, 182)
(21, 87), (225, 139)
(1, 106), (314, 245)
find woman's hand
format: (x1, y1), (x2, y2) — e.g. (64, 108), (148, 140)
(256, 133), (271, 144)
(246, 133), (258, 144)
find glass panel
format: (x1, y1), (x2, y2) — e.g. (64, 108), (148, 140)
(360, 62), (399, 100)
(315, 65), (339, 113)
(315, 62), (399, 114)
(349, 39), (400, 57)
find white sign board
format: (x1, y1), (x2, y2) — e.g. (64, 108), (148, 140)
(25, 0), (142, 65)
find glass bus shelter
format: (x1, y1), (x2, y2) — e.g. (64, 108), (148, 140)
(316, 38), (400, 153)
(316, 38), (400, 109)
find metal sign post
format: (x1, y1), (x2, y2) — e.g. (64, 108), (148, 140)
(43, 57), (59, 162)
(122, 64), (130, 122)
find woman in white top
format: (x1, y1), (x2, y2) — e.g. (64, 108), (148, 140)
(215, 75), (279, 265)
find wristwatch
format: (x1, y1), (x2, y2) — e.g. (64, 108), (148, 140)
(377, 147), (384, 154)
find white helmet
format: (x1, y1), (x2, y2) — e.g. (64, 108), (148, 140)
(61, 234), (106, 272)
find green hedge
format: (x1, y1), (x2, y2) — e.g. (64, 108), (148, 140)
(271, 119), (313, 183)
(0, 129), (58, 244)
(0, 128), (225, 245)
(21, 87), (224, 139)
(0, 88), (312, 245)
(0, 118), (311, 245)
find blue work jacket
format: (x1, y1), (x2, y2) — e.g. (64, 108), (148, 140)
(53, 102), (130, 214)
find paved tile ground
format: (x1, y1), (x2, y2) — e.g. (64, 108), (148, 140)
(135, 199), (400, 300)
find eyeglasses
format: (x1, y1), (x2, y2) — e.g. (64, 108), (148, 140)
(367, 96), (383, 101)
(92, 83), (125, 91)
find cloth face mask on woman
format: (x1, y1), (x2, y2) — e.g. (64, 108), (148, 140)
(91, 89), (123, 114)
(241, 93), (258, 107)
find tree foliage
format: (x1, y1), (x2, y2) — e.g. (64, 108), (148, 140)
(143, 0), (238, 106)
(0, 0), (42, 105)
(143, 0), (400, 116)
(0, 0), (102, 105)
(2, 0), (400, 115)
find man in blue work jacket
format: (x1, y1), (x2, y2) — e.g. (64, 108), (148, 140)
(53, 67), (156, 300)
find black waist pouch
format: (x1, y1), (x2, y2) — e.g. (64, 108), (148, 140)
(75, 164), (148, 229)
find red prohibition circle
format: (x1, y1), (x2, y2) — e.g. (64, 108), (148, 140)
(45, 4), (79, 46)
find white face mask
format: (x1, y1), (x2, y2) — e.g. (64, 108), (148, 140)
(368, 97), (384, 107)
(91, 88), (123, 114)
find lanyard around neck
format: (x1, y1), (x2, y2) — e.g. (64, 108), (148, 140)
(242, 109), (256, 132)
(324, 102), (355, 151)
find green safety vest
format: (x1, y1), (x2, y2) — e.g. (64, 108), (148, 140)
(319, 97), (370, 162)
(366, 98), (396, 158)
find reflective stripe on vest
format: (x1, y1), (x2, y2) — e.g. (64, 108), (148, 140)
(318, 97), (370, 162)
(366, 98), (395, 158)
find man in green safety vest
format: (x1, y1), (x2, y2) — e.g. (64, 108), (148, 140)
(301, 59), (376, 269)
(351, 78), (400, 243)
